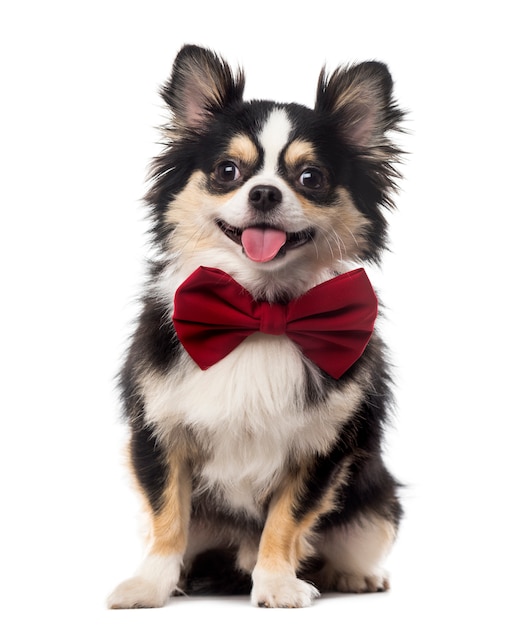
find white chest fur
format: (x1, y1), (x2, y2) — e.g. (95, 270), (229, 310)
(141, 333), (363, 516)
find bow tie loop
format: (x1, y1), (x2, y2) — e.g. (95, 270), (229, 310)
(173, 266), (378, 379)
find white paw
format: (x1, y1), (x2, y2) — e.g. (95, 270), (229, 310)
(108, 553), (182, 609)
(107, 576), (168, 609)
(335, 570), (390, 593)
(251, 569), (320, 608)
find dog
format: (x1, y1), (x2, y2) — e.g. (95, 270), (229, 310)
(108, 44), (404, 609)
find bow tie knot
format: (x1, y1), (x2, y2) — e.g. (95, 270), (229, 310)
(172, 266), (378, 379)
(259, 302), (288, 335)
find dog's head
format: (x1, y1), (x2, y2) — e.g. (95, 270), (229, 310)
(147, 45), (403, 300)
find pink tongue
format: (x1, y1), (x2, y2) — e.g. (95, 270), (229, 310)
(241, 228), (287, 263)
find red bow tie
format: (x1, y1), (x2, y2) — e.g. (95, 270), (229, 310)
(172, 266), (378, 379)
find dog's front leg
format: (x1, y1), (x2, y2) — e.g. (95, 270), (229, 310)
(251, 472), (320, 608)
(108, 436), (191, 609)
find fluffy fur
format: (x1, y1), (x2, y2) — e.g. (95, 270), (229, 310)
(108, 45), (404, 609)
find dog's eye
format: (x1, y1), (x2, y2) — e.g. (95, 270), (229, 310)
(215, 161), (241, 183)
(299, 167), (324, 190)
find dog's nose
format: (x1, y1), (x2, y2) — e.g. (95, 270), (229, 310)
(248, 185), (282, 212)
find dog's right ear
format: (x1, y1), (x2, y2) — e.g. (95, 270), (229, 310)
(162, 45), (245, 135)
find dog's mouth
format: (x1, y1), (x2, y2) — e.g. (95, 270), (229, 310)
(216, 220), (315, 263)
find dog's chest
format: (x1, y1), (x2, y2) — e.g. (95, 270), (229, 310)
(183, 335), (310, 514)
(197, 417), (294, 515)
(142, 334), (349, 516)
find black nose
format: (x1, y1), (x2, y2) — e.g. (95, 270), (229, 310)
(248, 185), (283, 213)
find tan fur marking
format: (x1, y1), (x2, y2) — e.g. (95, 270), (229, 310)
(256, 463), (349, 574)
(149, 452), (192, 556)
(296, 186), (370, 262)
(164, 170), (209, 225)
(283, 140), (317, 170)
(257, 478), (303, 573)
(226, 134), (259, 167)
(163, 171), (229, 255)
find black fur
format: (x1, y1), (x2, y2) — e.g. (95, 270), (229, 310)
(129, 422), (168, 514)
(147, 48), (403, 262)
(109, 44), (405, 609)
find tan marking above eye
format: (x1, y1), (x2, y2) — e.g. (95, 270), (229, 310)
(284, 140), (317, 170)
(225, 134), (259, 167)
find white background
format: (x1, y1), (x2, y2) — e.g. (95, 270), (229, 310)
(1, 1), (528, 624)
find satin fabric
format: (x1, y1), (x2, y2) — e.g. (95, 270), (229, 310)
(172, 266), (378, 379)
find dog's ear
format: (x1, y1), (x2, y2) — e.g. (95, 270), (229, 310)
(162, 45), (245, 134)
(315, 62), (398, 149)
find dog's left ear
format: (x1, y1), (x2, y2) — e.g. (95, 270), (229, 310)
(315, 62), (397, 149)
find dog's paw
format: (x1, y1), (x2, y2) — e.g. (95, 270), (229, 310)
(335, 571), (390, 594)
(251, 569), (320, 608)
(107, 576), (167, 609)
